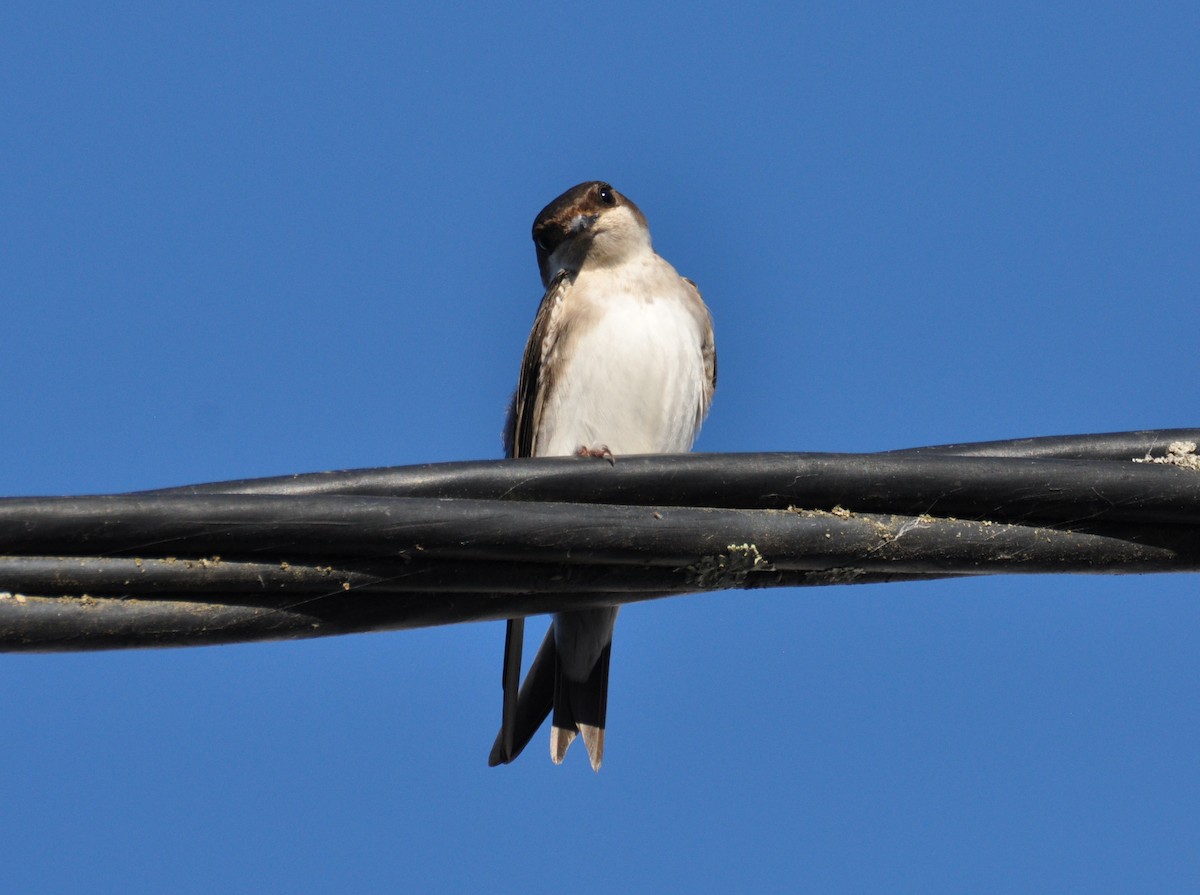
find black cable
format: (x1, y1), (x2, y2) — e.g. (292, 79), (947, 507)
(0, 490), (1196, 564)
(883, 428), (1200, 460)
(0, 429), (1196, 651)
(143, 434), (1200, 524)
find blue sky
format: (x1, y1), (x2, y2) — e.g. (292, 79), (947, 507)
(2, 2), (1198, 891)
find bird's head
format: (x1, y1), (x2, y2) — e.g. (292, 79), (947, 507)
(532, 181), (651, 286)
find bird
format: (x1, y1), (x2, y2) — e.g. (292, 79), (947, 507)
(488, 181), (716, 770)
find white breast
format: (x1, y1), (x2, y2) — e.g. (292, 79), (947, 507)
(536, 266), (709, 458)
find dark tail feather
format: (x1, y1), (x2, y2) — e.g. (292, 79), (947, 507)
(488, 625), (555, 766)
(499, 618), (523, 760)
(551, 641), (611, 771)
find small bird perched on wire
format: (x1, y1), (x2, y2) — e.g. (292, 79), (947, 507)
(489, 181), (716, 770)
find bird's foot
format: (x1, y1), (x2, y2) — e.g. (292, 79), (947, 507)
(575, 443), (616, 465)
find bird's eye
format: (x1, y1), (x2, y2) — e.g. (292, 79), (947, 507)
(598, 185), (617, 206)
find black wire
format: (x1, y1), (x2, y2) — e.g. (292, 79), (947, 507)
(139, 433), (1200, 524)
(0, 429), (1196, 651)
(883, 428), (1200, 460)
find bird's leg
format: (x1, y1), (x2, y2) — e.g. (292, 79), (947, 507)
(575, 443), (616, 465)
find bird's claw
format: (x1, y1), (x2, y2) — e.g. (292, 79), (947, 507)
(575, 444), (616, 465)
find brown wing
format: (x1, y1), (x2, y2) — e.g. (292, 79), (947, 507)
(496, 271), (573, 765)
(683, 276), (717, 425)
(504, 269), (572, 459)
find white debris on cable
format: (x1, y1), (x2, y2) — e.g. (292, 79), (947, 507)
(1133, 441), (1200, 471)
